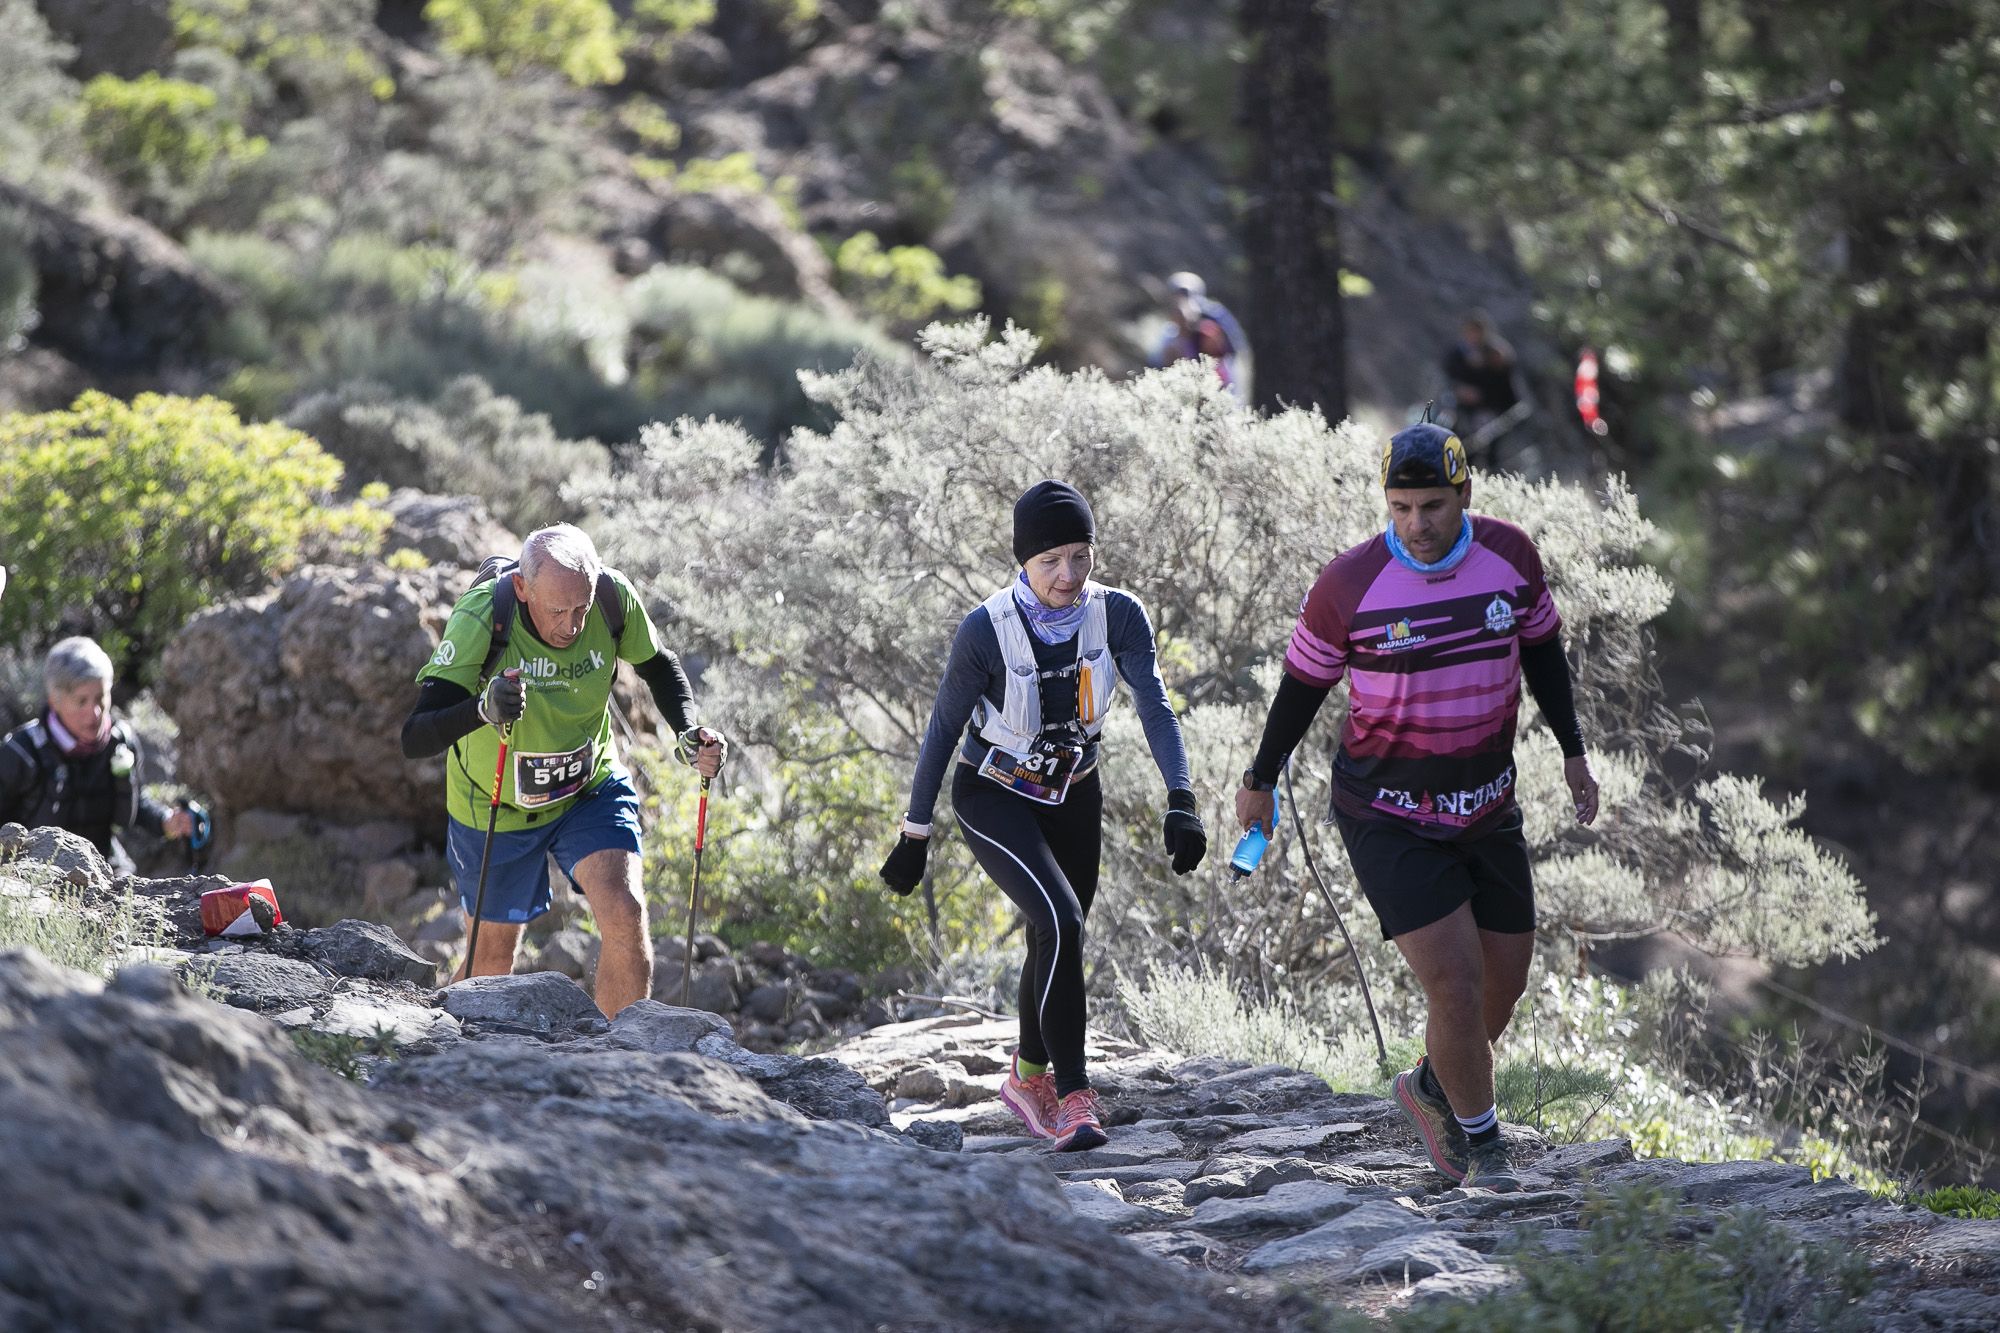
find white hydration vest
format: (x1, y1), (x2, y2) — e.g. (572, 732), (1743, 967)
(971, 581), (1117, 752)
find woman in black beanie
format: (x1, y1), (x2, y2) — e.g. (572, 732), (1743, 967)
(881, 480), (1208, 1151)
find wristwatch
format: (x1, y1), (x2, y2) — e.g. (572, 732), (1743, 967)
(1241, 768), (1276, 792)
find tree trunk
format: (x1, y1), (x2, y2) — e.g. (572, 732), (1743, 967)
(1239, 0), (1348, 420)
(1663, 0), (1703, 85)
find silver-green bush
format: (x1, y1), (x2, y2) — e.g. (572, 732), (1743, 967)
(580, 318), (1876, 988)
(287, 374), (611, 534)
(0, 0), (80, 187)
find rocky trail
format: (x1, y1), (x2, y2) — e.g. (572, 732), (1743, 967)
(3, 833), (1998, 1330)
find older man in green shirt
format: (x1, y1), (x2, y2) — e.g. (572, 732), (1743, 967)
(400, 524), (723, 1014)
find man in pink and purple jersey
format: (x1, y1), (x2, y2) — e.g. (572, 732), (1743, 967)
(1234, 422), (1600, 1191)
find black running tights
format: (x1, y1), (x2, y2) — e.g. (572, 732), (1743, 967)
(951, 764), (1101, 1097)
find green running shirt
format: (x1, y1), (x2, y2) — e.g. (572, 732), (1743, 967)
(417, 568), (664, 832)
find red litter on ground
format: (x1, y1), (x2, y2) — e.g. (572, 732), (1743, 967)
(200, 879), (284, 937)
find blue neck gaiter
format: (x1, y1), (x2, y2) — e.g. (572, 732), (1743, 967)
(1012, 571), (1092, 644)
(1386, 513), (1474, 575)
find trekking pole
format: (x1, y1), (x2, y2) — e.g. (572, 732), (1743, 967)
(680, 775), (712, 1006)
(463, 721), (512, 982)
(1284, 762), (1389, 1065)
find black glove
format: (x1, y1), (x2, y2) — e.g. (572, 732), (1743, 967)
(1162, 788), (1207, 875)
(880, 834), (929, 896)
(479, 669), (525, 727)
(677, 726), (727, 773)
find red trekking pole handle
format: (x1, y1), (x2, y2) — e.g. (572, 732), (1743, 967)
(490, 732), (510, 812)
(694, 779), (710, 853)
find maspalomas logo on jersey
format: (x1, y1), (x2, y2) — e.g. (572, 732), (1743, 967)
(1382, 618), (1427, 651)
(1485, 596), (1516, 634)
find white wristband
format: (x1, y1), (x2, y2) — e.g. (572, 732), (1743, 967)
(901, 817), (932, 838)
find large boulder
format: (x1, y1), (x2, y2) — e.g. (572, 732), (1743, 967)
(0, 823), (112, 894)
(0, 957), (585, 1332)
(300, 919), (438, 987)
(379, 489), (518, 574)
(157, 562), (459, 826)
(32, 0), (175, 78)
(0, 178), (230, 375)
(192, 952), (333, 1015)
(440, 972), (606, 1038)
(650, 185), (851, 311)
(0, 950), (1265, 1332)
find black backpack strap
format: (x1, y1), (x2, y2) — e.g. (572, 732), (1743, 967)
(480, 574), (518, 687)
(473, 564), (622, 689)
(594, 570), (626, 646)
(109, 719), (140, 829)
(0, 721), (54, 823)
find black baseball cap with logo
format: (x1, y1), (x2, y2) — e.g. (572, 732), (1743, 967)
(1380, 423), (1471, 490)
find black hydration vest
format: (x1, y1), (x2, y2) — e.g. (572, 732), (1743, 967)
(0, 718), (143, 856)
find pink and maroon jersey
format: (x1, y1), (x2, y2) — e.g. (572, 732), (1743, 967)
(1284, 515), (1561, 839)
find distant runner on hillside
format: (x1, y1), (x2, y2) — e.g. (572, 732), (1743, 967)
(1442, 311), (1530, 470)
(1149, 271), (1250, 402)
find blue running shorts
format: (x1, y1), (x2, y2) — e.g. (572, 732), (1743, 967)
(445, 769), (643, 924)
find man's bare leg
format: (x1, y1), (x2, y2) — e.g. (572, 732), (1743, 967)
(1478, 927), (1535, 1044)
(571, 847), (651, 1016)
(452, 918), (523, 982)
(1393, 903), (1492, 1116)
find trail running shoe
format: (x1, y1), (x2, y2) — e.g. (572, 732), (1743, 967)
(1049, 1087), (1109, 1153)
(999, 1051), (1061, 1139)
(1463, 1138), (1522, 1193)
(1392, 1057), (1468, 1184)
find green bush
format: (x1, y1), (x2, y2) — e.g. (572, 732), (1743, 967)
(1118, 960), (1403, 1093)
(190, 228), (645, 442)
(634, 721), (1012, 979)
(630, 0), (716, 35)
(80, 72), (267, 223)
(622, 265), (899, 447)
(0, 208), (35, 350)
(290, 1026), (400, 1081)
(1913, 1185), (2000, 1220)
(834, 232), (982, 330)
(285, 375), (611, 534)
(1330, 1183), (1872, 1332)
(0, 868), (175, 977)
(161, 6), (585, 253)
(0, 391), (385, 676)
(425, 0), (625, 86)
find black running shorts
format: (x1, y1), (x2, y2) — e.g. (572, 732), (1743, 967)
(1332, 805), (1535, 939)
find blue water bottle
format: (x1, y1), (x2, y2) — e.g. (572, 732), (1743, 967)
(1230, 777), (1281, 878)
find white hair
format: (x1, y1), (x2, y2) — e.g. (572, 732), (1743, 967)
(520, 524), (602, 589)
(45, 636), (114, 696)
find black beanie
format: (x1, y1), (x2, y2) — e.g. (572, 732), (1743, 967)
(1012, 480), (1096, 564)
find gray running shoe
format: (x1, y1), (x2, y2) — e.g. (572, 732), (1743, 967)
(1462, 1138), (1522, 1192)
(1392, 1058), (1468, 1183)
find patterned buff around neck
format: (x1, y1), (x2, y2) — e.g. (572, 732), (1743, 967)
(1385, 513), (1474, 575)
(1012, 570), (1092, 644)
